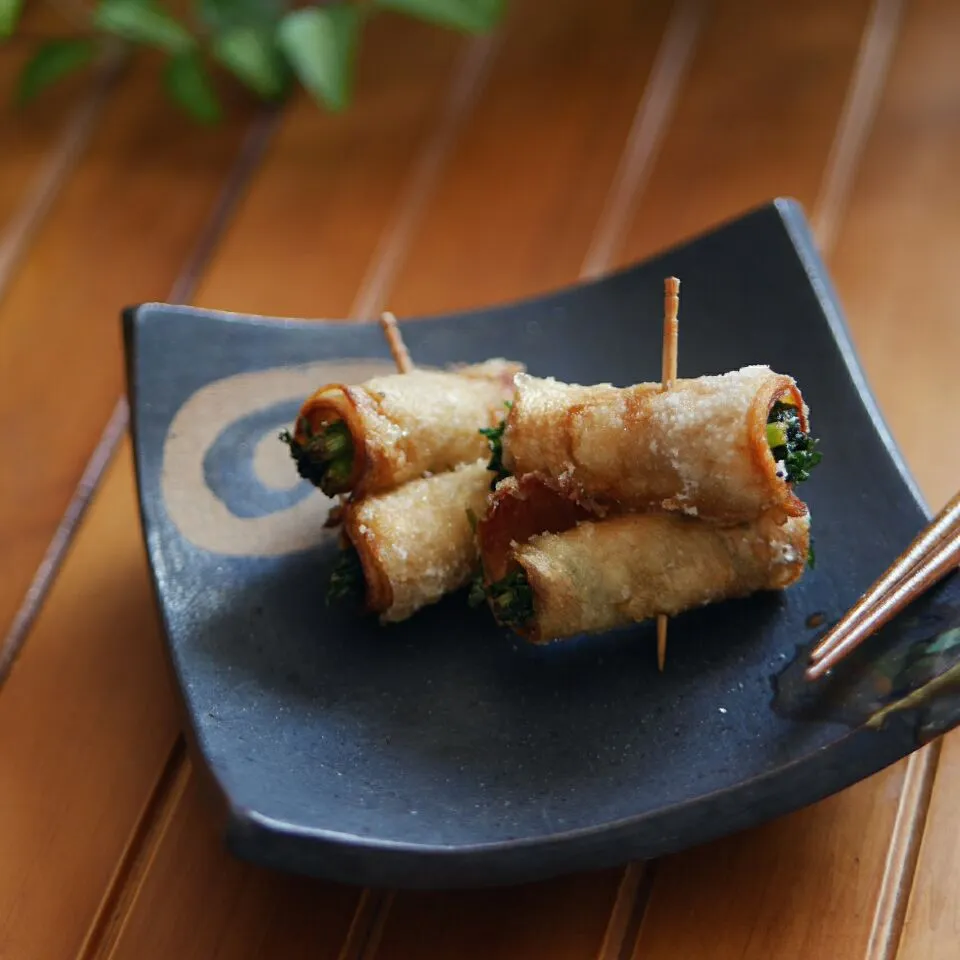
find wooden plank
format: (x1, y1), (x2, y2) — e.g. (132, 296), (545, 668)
(103, 766), (360, 960)
(0, 9), (94, 231)
(0, 54), (255, 651)
(385, 0), (673, 316)
(100, 2), (677, 957)
(0, 442), (181, 960)
(0, 16), (467, 960)
(632, 778), (905, 960)
(190, 17), (462, 318)
(618, 0), (874, 265)
(898, 740), (960, 959)
(371, 2), (684, 956)
(837, 1), (960, 956)
(826, 0), (960, 513)
(375, 871), (625, 960)
(629, 1), (960, 958)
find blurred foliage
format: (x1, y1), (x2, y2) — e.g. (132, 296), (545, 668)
(1, 0), (506, 122)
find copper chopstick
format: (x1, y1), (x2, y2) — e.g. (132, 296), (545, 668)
(805, 488), (960, 681)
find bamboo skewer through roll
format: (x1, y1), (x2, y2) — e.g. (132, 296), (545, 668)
(657, 277), (680, 672)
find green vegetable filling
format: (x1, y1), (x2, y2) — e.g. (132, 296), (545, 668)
(767, 400), (822, 484)
(486, 568), (535, 629)
(467, 572), (487, 608)
(326, 544), (365, 607)
(479, 401), (512, 489)
(279, 418), (354, 495)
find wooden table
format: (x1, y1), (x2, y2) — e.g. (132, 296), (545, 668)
(3, 0), (959, 956)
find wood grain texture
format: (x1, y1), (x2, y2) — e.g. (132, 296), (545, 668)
(898, 738), (960, 959)
(0, 442), (180, 960)
(618, 0), (874, 266)
(632, 776), (908, 960)
(385, 0), (672, 316)
(100, 766), (361, 960)
(190, 16), (462, 318)
(2, 0), (958, 957)
(619, 1), (932, 957)
(629, 0), (960, 957)
(0, 54), (254, 651)
(827, 0), (960, 513)
(375, 870), (624, 960)
(0, 8), (95, 232)
(96, 3), (681, 956)
(62, 16), (473, 960)
(841, 1), (960, 955)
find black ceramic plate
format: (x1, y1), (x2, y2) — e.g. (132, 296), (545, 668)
(126, 199), (960, 890)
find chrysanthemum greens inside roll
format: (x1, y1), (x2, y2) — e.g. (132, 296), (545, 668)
(501, 365), (820, 523)
(281, 360), (523, 498)
(327, 460), (494, 623)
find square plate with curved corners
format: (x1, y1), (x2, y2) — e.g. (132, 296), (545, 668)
(125, 199), (960, 889)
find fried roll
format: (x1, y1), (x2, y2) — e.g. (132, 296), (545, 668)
(476, 474), (809, 643)
(331, 460), (492, 623)
(502, 365), (818, 523)
(286, 360), (522, 498)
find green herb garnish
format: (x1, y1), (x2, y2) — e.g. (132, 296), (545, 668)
(486, 568), (535, 629)
(807, 538), (816, 570)
(280, 418), (355, 495)
(326, 544), (365, 607)
(467, 572), (487, 608)
(767, 400), (822, 484)
(480, 401), (513, 489)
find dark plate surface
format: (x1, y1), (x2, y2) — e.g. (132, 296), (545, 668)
(125, 199), (960, 889)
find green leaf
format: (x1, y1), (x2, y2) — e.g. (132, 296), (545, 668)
(213, 25), (287, 100)
(198, 0), (281, 31)
(164, 52), (221, 123)
(94, 0), (194, 53)
(374, 0), (505, 33)
(0, 0), (24, 37)
(277, 5), (360, 112)
(17, 39), (97, 105)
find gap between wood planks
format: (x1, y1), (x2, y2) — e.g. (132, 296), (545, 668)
(0, 106), (280, 686)
(0, 48), (126, 305)
(603, 0), (909, 954)
(76, 1), (704, 953)
(67, 30), (501, 960)
(805, 2), (946, 957)
(77, 741), (191, 960)
(341, 3), (705, 956)
(8, 0), (925, 955)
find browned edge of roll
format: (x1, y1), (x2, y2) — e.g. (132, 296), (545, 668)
(476, 472), (602, 641)
(294, 384), (372, 496)
(340, 501), (393, 615)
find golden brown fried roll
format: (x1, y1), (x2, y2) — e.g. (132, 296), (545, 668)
(288, 360), (522, 498)
(476, 474), (809, 643)
(338, 460), (492, 623)
(515, 511), (809, 642)
(502, 365), (811, 524)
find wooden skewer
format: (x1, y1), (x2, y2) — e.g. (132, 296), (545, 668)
(805, 488), (960, 680)
(380, 311), (415, 374)
(657, 277), (681, 672)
